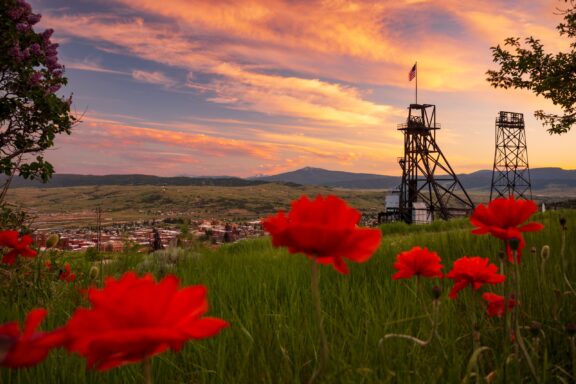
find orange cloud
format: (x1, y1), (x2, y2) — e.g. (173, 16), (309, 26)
(45, 13), (401, 126)
(109, 0), (398, 60)
(47, 1), (568, 93)
(204, 63), (403, 126)
(65, 58), (129, 75)
(132, 70), (177, 87)
(101, 0), (549, 90)
(77, 116), (277, 160)
(55, 112), (405, 176)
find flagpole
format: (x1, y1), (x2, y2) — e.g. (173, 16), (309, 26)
(415, 61), (418, 104)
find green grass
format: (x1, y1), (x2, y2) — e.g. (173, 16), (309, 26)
(1, 210), (575, 383)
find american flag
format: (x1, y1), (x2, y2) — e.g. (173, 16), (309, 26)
(409, 63), (416, 81)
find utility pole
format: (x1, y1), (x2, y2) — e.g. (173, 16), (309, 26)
(96, 206), (102, 252)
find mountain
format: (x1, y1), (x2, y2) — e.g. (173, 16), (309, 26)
(2, 174), (269, 188)
(458, 168), (576, 190)
(254, 167), (576, 190)
(3, 167), (575, 190)
(251, 167), (400, 189)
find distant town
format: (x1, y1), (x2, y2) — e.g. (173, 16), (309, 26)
(31, 219), (265, 253)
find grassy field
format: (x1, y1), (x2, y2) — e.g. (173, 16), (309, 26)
(4, 184), (386, 228)
(1, 209), (575, 383)
(6, 183), (576, 230)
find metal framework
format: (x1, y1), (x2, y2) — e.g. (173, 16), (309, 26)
(396, 104), (474, 223)
(490, 111), (532, 200)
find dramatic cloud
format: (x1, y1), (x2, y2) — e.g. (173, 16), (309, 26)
(75, 116), (276, 160)
(44, 12), (400, 126)
(34, 0), (575, 176)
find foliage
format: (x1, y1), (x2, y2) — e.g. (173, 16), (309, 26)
(0, 0), (75, 182)
(0, 203), (28, 230)
(486, 0), (576, 134)
(84, 247), (100, 262)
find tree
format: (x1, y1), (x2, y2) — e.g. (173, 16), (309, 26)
(151, 228), (164, 251)
(486, 0), (576, 134)
(0, 0), (75, 184)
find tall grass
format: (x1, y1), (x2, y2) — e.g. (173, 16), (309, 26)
(1, 210), (575, 383)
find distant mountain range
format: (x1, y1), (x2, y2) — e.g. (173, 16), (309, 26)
(3, 174), (267, 188)
(3, 167), (576, 190)
(252, 166), (576, 190)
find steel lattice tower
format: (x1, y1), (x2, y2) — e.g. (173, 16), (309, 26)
(397, 104), (474, 223)
(490, 111), (532, 200)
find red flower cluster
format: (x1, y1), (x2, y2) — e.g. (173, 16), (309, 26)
(0, 230), (37, 265)
(392, 246), (443, 280)
(482, 292), (517, 317)
(63, 272), (228, 370)
(59, 264), (76, 282)
(445, 257), (505, 299)
(470, 196), (544, 263)
(263, 195), (381, 274)
(0, 309), (66, 368)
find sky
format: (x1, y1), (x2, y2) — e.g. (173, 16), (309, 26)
(28, 0), (576, 177)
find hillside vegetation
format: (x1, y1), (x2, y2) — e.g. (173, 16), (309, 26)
(4, 184), (385, 227)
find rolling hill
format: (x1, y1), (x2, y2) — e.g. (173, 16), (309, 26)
(2, 174), (268, 188)
(2, 167), (575, 191)
(254, 166), (576, 191)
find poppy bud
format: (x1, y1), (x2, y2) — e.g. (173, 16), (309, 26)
(559, 217), (567, 230)
(530, 246), (537, 256)
(431, 285), (441, 300)
(566, 323), (576, 337)
(88, 266), (99, 280)
(540, 245), (550, 261)
(508, 237), (520, 251)
(498, 250), (506, 261)
(45, 234), (59, 248)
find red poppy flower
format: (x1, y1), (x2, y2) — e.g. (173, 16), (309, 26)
(482, 292), (517, 317)
(0, 230), (37, 265)
(392, 246), (443, 280)
(63, 272), (228, 371)
(446, 257), (506, 299)
(0, 308), (66, 368)
(470, 196), (544, 263)
(59, 264), (76, 282)
(262, 195), (381, 274)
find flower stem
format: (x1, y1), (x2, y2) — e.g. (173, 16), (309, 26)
(308, 260), (329, 384)
(142, 357), (153, 384)
(501, 252), (512, 380)
(464, 291), (486, 382)
(569, 336), (576, 382)
(381, 297), (439, 348)
(512, 250), (540, 383)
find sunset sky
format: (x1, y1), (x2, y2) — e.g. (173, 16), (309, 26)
(31, 0), (575, 177)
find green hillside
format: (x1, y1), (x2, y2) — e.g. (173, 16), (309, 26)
(5, 184), (385, 227)
(1, 210), (574, 383)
